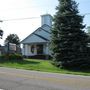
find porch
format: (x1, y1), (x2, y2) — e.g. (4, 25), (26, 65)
(22, 43), (50, 58)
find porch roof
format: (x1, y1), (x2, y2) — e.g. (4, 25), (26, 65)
(21, 24), (51, 44)
(21, 33), (49, 44)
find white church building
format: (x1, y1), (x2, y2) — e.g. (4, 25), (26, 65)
(21, 14), (52, 58)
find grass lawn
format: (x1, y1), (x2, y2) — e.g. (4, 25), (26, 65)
(0, 59), (90, 76)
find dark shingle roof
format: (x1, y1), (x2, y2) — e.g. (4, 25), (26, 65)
(33, 33), (49, 41)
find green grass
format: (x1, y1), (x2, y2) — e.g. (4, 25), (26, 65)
(0, 59), (90, 76)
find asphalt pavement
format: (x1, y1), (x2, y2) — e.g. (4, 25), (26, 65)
(0, 67), (89, 90)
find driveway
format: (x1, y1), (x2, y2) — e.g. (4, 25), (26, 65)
(0, 67), (89, 90)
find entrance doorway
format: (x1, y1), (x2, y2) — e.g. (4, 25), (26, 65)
(37, 44), (43, 54)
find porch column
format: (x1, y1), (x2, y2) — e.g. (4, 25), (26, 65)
(46, 43), (49, 55)
(45, 43), (49, 60)
(22, 44), (25, 55)
(34, 44), (37, 55)
(24, 44), (29, 56)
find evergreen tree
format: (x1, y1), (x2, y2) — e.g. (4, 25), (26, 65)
(51, 0), (90, 69)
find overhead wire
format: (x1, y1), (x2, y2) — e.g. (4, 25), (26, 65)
(0, 12), (89, 22)
(2, 17), (40, 21)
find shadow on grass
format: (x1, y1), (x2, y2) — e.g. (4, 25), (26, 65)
(52, 62), (90, 74)
(62, 67), (90, 74)
(0, 59), (40, 65)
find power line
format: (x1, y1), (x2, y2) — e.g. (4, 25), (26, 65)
(0, 13), (90, 22)
(2, 17), (40, 22)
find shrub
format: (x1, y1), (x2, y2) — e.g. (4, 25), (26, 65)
(9, 54), (23, 60)
(0, 54), (23, 61)
(0, 55), (5, 60)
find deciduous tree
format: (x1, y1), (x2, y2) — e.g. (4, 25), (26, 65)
(5, 34), (20, 45)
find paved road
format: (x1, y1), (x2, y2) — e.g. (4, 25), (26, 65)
(0, 67), (89, 90)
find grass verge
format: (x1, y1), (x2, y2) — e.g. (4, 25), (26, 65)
(0, 59), (90, 76)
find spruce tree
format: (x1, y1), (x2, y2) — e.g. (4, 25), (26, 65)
(51, 0), (89, 69)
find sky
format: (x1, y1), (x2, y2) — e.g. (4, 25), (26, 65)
(0, 0), (89, 45)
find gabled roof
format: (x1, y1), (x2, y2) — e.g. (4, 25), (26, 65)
(33, 33), (49, 41)
(21, 34), (48, 44)
(41, 28), (51, 34)
(21, 24), (51, 44)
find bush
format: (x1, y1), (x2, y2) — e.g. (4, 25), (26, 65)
(0, 55), (5, 60)
(9, 54), (23, 60)
(0, 54), (23, 61)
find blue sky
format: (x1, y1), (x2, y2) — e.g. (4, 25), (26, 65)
(0, 0), (89, 45)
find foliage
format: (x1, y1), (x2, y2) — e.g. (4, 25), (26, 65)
(5, 34), (20, 45)
(0, 54), (23, 61)
(51, 0), (90, 69)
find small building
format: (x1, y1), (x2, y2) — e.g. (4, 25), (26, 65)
(21, 14), (52, 59)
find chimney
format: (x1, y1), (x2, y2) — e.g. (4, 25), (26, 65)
(41, 14), (52, 27)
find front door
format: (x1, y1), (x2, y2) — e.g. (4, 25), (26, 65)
(37, 44), (43, 54)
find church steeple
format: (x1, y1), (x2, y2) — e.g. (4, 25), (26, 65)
(41, 14), (52, 27)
